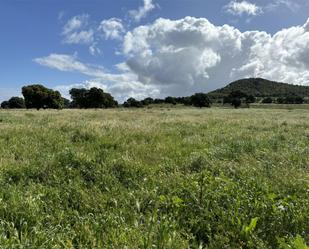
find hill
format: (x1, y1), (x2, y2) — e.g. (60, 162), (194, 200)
(208, 78), (309, 97)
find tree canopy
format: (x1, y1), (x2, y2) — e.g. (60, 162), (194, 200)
(22, 85), (63, 110)
(69, 87), (118, 108)
(190, 93), (212, 108)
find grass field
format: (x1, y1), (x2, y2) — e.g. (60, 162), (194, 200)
(0, 107), (308, 248)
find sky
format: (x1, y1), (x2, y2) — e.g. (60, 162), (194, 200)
(0, 0), (309, 102)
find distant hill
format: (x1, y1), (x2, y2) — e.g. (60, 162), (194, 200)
(208, 78), (309, 98)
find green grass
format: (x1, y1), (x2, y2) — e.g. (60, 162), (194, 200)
(0, 108), (308, 248)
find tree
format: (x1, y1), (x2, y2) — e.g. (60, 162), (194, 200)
(262, 97), (273, 104)
(229, 90), (247, 99)
(141, 97), (154, 106)
(22, 84), (63, 110)
(154, 98), (164, 104)
(223, 91), (248, 108)
(190, 93), (212, 108)
(231, 98), (242, 108)
(123, 98), (143, 108)
(223, 96), (232, 105)
(165, 96), (177, 105)
(62, 98), (71, 108)
(1, 101), (9, 109)
(276, 95), (304, 104)
(8, 97), (25, 108)
(246, 95), (256, 104)
(69, 88), (88, 108)
(69, 87), (117, 108)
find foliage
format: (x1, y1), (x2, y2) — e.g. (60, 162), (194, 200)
(69, 87), (118, 108)
(123, 97), (143, 108)
(231, 97), (242, 108)
(165, 96), (177, 105)
(246, 95), (256, 104)
(190, 93), (212, 107)
(62, 98), (71, 108)
(262, 97), (273, 104)
(277, 95), (304, 104)
(1, 101), (9, 109)
(2, 97), (26, 109)
(223, 91), (247, 108)
(209, 78), (309, 98)
(22, 84), (63, 110)
(141, 97), (154, 106)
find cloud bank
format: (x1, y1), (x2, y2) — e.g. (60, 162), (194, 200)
(36, 17), (309, 102)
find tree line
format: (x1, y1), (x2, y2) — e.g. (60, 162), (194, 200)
(0, 84), (307, 110)
(0, 84), (213, 109)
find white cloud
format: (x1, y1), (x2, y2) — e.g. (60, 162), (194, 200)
(63, 30), (94, 44)
(34, 53), (159, 102)
(129, 0), (156, 22)
(89, 43), (101, 55)
(55, 76), (160, 103)
(98, 18), (125, 40)
(34, 53), (105, 78)
(122, 17), (309, 96)
(37, 17), (309, 102)
(62, 14), (94, 44)
(225, 1), (262, 16)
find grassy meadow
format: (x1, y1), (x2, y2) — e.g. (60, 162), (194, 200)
(0, 107), (308, 248)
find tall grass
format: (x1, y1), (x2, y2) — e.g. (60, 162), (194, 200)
(0, 108), (308, 248)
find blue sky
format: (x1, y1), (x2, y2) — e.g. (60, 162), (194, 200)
(1, 0), (309, 102)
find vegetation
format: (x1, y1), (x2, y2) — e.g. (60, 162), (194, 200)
(0, 107), (308, 248)
(69, 87), (118, 108)
(262, 97), (273, 104)
(190, 93), (212, 108)
(1, 97), (25, 109)
(123, 97), (144, 108)
(209, 78), (309, 98)
(22, 84), (63, 110)
(1, 79), (309, 110)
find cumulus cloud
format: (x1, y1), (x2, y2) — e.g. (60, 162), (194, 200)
(122, 17), (309, 96)
(62, 14), (94, 44)
(224, 1), (262, 16)
(98, 18), (125, 40)
(37, 17), (309, 101)
(129, 0), (156, 22)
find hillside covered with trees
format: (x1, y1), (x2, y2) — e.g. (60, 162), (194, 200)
(209, 78), (309, 98)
